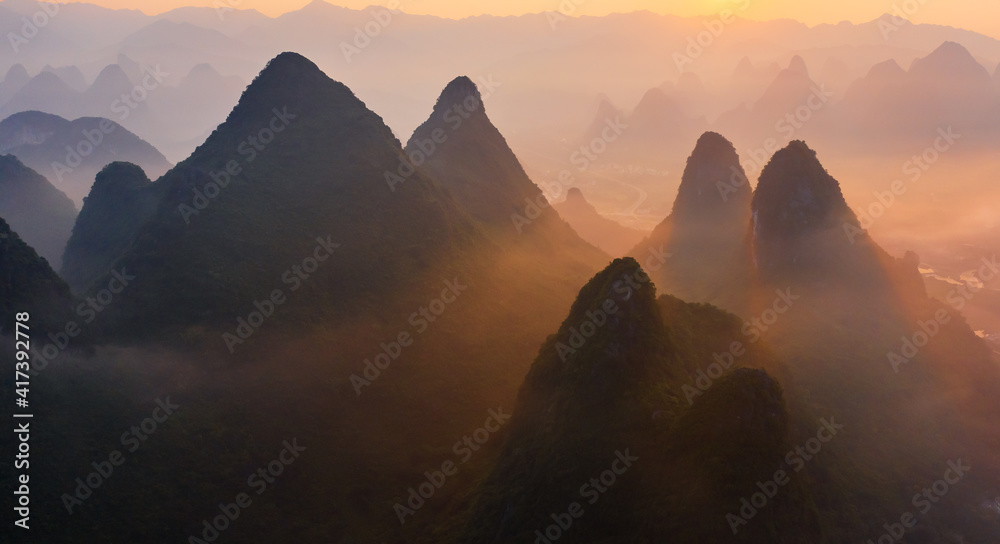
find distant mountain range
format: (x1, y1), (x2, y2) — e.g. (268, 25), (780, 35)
(2, 45), (999, 543)
(0, 154), (76, 268)
(1, 0), (999, 162)
(0, 110), (171, 205)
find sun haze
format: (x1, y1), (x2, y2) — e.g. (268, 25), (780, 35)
(68, 0), (1000, 39)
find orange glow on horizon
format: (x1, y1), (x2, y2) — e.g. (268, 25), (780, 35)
(55, 0), (1000, 40)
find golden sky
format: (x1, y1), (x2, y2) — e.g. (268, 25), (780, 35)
(93, 0), (1000, 39)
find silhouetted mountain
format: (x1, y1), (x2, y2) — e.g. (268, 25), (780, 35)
(452, 258), (816, 542)
(630, 87), (688, 139)
(406, 76), (605, 267)
(835, 41), (999, 148)
(0, 110), (171, 205)
(581, 94), (624, 143)
(60, 162), (161, 293)
(0, 216), (73, 333)
(553, 188), (646, 256)
(630, 132), (754, 313)
(751, 140), (886, 287)
(728, 56), (781, 104)
(0, 155), (76, 268)
(83, 64), (137, 112)
(787, 54), (809, 77)
(0, 63), (29, 104)
(909, 40), (992, 86)
(0, 71), (78, 119)
(90, 53), (481, 339)
(406, 76), (543, 228)
(752, 57), (820, 121)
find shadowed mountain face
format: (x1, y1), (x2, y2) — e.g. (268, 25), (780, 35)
(630, 132), (754, 314)
(0, 216), (73, 333)
(405, 75), (606, 270)
(750, 140), (885, 287)
(452, 258), (817, 543)
(84, 52), (484, 339)
(0, 154), (77, 268)
(553, 187), (647, 257)
(60, 162), (162, 293)
(406, 76), (534, 229)
(0, 110), (171, 205)
(612, 133), (1000, 542)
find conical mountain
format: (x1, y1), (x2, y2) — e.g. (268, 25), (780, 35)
(0, 71), (78, 119)
(744, 140), (1000, 540)
(630, 87), (688, 138)
(750, 140), (886, 287)
(843, 59), (906, 108)
(908, 41), (991, 86)
(405, 76), (535, 228)
(83, 64), (138, 112)
(787, 54), (809, 77)
(553, 187), (646, 256)
(454, 258), (681, 543)
(580, 93), (624, 146)
(0, 63), (30, 104)
(61, 162), (162, 293)
(0, 216), (73, 334)
(0, 155), (77, 269)
(752, 57), (819, 120)
(88, 52), (479, 339)
(630, 132), (754, 313)
(452, 258), (811, 542)
(2, 64), (29, 87)
(405, 76), (605, 264)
